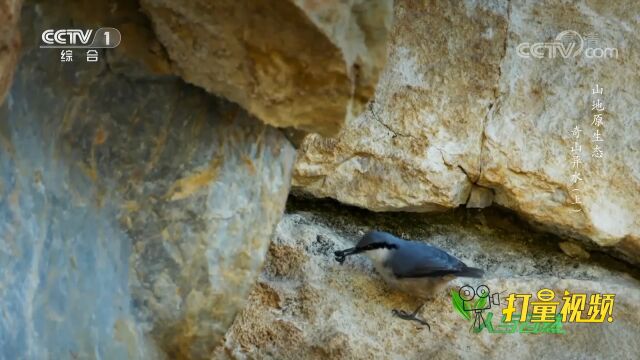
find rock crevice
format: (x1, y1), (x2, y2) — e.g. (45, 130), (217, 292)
(292, 0), (640, 264)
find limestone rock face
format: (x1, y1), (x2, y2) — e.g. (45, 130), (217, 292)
(0, 3), (295, 358)
(294, 0), (507, 211)
(293, 0), (640, 262)
(215, 202), (640, 359)
(479, 0), (640, 262)
(0, 0), (21, 104)
(140, 0), (393, 136)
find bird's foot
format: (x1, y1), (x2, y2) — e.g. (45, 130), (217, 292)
(391, 304), (430, 330)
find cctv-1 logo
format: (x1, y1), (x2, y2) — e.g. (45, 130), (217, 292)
(40, 28), (121, 48)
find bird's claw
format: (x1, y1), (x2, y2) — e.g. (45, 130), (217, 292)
(334, 251), (346, 264)
(392, 309), (410, 317)
(392, 307), (431, 331)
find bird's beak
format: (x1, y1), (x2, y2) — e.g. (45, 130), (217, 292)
(334, 247), (360, 264)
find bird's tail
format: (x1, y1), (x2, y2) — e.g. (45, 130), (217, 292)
(457, 266), (484, 278)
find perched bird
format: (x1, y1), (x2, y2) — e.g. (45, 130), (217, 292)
(334, 231), (483, 328)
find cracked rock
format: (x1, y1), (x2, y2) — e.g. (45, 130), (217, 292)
(140, 0), (393, 136)
(293, 0), (508, 210)
(293, 0), (640, 264)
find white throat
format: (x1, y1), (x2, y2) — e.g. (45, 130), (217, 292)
(364, 248), (393, 268)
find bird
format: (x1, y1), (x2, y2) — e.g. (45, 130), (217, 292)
(334, 231), (484, 329)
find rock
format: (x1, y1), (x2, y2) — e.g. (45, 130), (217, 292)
(215, 200), (640, 359)
(0, 2), (295, 358)
(293, 0), (640, 263)
(293, 0), (507, 211)
(559, 242), (591, 260)
(62, 0), (174, 79)
(0, 0), (21, 104)
(479, 0), (640, 263)
(139, 0), (393, 136)
(466, 185), (495, 209)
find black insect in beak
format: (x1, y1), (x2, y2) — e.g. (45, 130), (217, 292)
(334, 247), (361, 264)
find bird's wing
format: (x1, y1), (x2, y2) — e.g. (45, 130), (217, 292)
(389, 242), (466, 278)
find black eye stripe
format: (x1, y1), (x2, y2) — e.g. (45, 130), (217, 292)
(360, 243), (397, 251)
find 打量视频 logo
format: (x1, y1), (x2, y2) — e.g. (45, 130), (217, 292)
(451, 284), (615, 334)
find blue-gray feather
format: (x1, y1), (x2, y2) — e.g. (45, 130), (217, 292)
(363, 231), (483, 278)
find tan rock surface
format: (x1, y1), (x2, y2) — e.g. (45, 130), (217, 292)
(294, 0), (507, 211)
(140, 0), (393, 136)
(479, 0), (640, 262)
(0, 0), (21, 104)
(215, 202), (640, 359)
(293, 0), (640, 262)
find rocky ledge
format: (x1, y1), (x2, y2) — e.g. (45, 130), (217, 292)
(216, 198), (640, 359)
